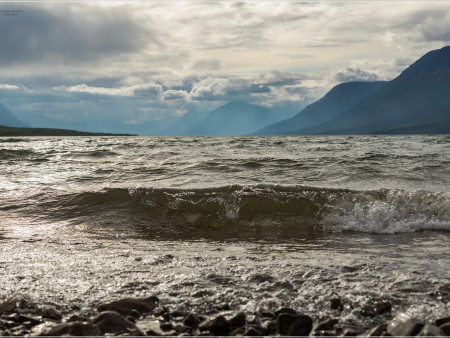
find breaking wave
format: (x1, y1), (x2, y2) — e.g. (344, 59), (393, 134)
(10, 185), (448, 240)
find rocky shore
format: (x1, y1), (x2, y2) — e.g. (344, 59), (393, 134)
(1, 295), (449, 336)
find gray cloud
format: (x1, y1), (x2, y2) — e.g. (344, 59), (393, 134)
(0, 4), (154, 66)
(190, 59), (222, 72)
(334, 68), (383, 83)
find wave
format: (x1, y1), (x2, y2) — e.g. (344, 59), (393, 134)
(10, 185), (448, 239)
(0, 149), (42, 161)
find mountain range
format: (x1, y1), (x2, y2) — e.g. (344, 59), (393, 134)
(258, 46), (450, 135)
(255, 81), (387, 135)
(1, 46), (449, 135)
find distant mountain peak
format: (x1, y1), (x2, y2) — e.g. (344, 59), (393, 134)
(0, 103), (30, 128)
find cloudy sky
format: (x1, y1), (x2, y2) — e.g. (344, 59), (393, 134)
(0, 1), (450, 131)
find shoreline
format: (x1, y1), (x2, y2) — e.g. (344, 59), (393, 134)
(1, 293), (449, 336)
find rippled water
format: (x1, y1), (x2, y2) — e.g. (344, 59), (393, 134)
(0, 136), (449, 324)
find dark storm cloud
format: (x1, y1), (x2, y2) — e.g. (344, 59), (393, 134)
(0, 4), (154, 66)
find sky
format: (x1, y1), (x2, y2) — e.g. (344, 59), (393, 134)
(0, 1), (450, 132)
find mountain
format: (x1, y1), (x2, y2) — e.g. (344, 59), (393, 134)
(254, 81), (387, 135)
(0, 103), (29, 127)
(186, 101), (274, 136)
(158, 110), (209, 136)
(293, 46), (450, 134)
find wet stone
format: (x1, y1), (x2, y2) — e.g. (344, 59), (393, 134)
(335, 325), (364, 336)
(243, 326), (266, 336)
(130, 309), (141, 319)
(435, 317), (450, 327)
(367, 323), (388, 336)
(44, 321), (102, 336)
(260, 311), (276, 319)
(387, 313), (424, 336)
(40, 307), (62, 321)
(439, 323), (450, 336)
(417, 324), (446, 336)
(97, 295), (158, 316)
(0, 300), (16, 314)
(159, 322), (173, 331)
(228, 311), (246, 328)
(199, 315), (231, 336)
(315, 318), (338, 331)
(229, 326), (246, 336)
(276, 313), (312, 336)
(65, 315), (88, 323)
(313, 329), (337, 336)
(275, 307), (297, 316)
(92, 311), (139, 335)
(183, 313), (203, 328)
(145, 328), (162, 336)
(361, 298), (392, 316)
(330, 297), (343, 311)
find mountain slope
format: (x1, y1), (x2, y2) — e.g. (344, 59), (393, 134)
(255, 81), (387, 135)
(187, 101), (274, 136)
(0, 103), (29, 127)
(294, 46), (450, 134)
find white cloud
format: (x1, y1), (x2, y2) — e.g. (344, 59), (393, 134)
(0, 84), (22, 90)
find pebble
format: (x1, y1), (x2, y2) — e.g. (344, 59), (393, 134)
(0, 294), (448, 337)
(92, 310), (140, 335)
(387, 313), (424, 336)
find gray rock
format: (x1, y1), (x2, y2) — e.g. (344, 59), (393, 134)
(199, 315), (231, 336)
(97, 295), (158, 316)
(44, 321), (102, 336)
(315, 318), (338, 331)
(92, 311), (140, 335)
(40, 307), (62, 321)
(387, 313), (424, 336)
(417, 324), (446, 336)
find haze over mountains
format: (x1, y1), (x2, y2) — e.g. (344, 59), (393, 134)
(0, 103), (29, 128)
(255, 81), (387, 135)
(1, 46), (449, 135)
